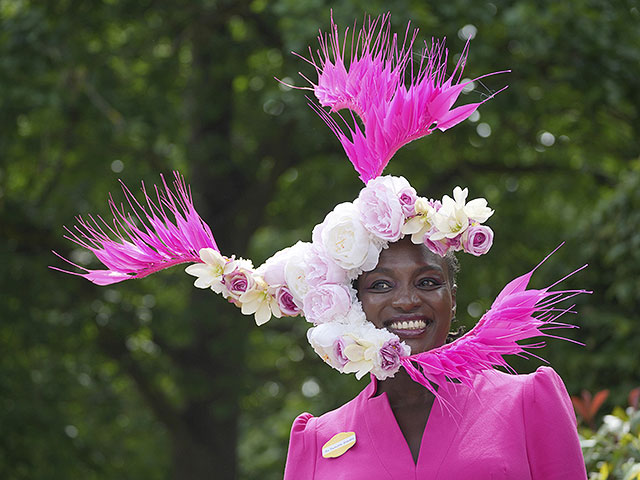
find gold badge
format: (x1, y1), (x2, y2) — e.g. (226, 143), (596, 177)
(322, 431), (356, 458)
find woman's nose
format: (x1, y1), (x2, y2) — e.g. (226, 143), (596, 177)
(391, 284), (420, 311)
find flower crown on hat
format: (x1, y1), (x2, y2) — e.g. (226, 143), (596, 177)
(54, 14), (585, 396)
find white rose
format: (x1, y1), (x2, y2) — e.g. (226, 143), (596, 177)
(281, 242), (313, 304)
(339, 297), (367, 325)
(307, 323), (354, 371)
(312, 202), (382, 273)
(258, 241), (308, 287)
(307, 322), (345, 350)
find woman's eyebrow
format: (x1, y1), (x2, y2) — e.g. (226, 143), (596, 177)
(417, 264), (444, 273)
(365, 267), (393, 275)
(367, 264), (444, 275)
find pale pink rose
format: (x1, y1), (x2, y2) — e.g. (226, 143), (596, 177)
(379, 340), (404, 371)
(260, 242), (309, 286)
(305, 246), (347, 287)
(462, 225), (494, 256)
(276, 285), (301, 316)
(302, 284), (352, 324)
(223, 268), (255, 299)
(398, 186), (417, 217)
(357, 178), (404, 241)
(261, 261), (285, 286)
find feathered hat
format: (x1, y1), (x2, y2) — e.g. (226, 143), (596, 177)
(53, 14), (585, 398)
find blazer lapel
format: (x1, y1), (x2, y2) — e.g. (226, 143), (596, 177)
(363, 377), (417, 479)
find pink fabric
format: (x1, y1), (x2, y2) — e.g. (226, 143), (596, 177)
(284, 367), (586, 479)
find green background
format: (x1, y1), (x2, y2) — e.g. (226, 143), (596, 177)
(1, 0), (638, 478)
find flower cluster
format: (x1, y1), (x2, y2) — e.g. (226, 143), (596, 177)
(185, 249), (285, 326)
(403, 185), (494, 257)
(307, 319), (411, 380)
(185, 175), (493, 380)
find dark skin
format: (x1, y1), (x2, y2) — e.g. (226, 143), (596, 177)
(357, 238), (457, 463)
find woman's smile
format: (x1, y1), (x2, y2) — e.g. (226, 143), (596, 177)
(385, 316), (429, 337)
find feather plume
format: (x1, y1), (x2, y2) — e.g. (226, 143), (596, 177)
(400, 257), (588, 403)
(298, 13), (508, 183)
(51, 172), (218, 285)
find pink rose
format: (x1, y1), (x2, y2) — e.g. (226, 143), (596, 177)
(333, 338), (349, 367)
(224, 268), (255, 299)
(357, 178), (404, 241)
(398, 186), (417, 217)
(445, 234), (462, 252)
(276, 285), (301, 316)
(302, 284), (352, 324)
(462, 225), (494, 256)
(424, 236), (449, 257)
(379, 340), (404, 371)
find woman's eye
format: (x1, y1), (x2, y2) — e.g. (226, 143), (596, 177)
(369, 280), (392, 290)
(418, 278), (440, 288)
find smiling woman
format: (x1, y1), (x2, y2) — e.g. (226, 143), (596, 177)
(354, 239), (458, 463)
(284, 241), (587, 478)
(52, 12), (588, 480)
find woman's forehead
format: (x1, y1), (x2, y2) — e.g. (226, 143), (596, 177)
(375, 238), (447, 271)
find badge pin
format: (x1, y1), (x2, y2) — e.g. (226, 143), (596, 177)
(322, 431), (356, 459)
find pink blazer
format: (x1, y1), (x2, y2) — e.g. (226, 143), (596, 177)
(284, 367), (586, 479)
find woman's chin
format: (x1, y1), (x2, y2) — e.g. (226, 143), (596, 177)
(405, 337), (447, 355)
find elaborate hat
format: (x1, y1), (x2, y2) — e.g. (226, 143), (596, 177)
(53, 14), (584, 398)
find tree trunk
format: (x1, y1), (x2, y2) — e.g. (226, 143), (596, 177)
(168, 6), (250, 479)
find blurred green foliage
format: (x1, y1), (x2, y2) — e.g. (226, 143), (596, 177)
(580, 407), (640, 479)
(1, 0), (639, 478)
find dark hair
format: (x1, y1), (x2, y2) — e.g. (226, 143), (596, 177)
(444, 251), (459, 287)
(444, 251), (464, 342)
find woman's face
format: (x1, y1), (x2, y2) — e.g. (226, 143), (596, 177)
(357, 238), (457, 355)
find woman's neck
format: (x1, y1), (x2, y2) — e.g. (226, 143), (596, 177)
(376, 368), (435, 408)
(375, 368), (437, 464)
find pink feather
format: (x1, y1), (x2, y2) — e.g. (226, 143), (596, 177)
(400, 262), (588, 402)
(51, 172), (218, 285)
(297, 14), (508, 183)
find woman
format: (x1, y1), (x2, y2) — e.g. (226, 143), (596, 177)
(283, 238), (587, 478)
(53, 14), (587, 479)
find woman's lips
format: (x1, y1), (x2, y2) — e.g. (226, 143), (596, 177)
(385, 318), (429, 338)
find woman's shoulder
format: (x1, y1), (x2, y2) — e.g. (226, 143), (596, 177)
(284, 383), (373, 479)
(290, 411), (316, 434)
(477, 365), (563, 385)
(473, 366), (570, 404)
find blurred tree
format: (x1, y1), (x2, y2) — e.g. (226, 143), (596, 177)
(0, 0), (638, 479)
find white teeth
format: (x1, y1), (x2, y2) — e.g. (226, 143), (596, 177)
(389, 320), (427, 330)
